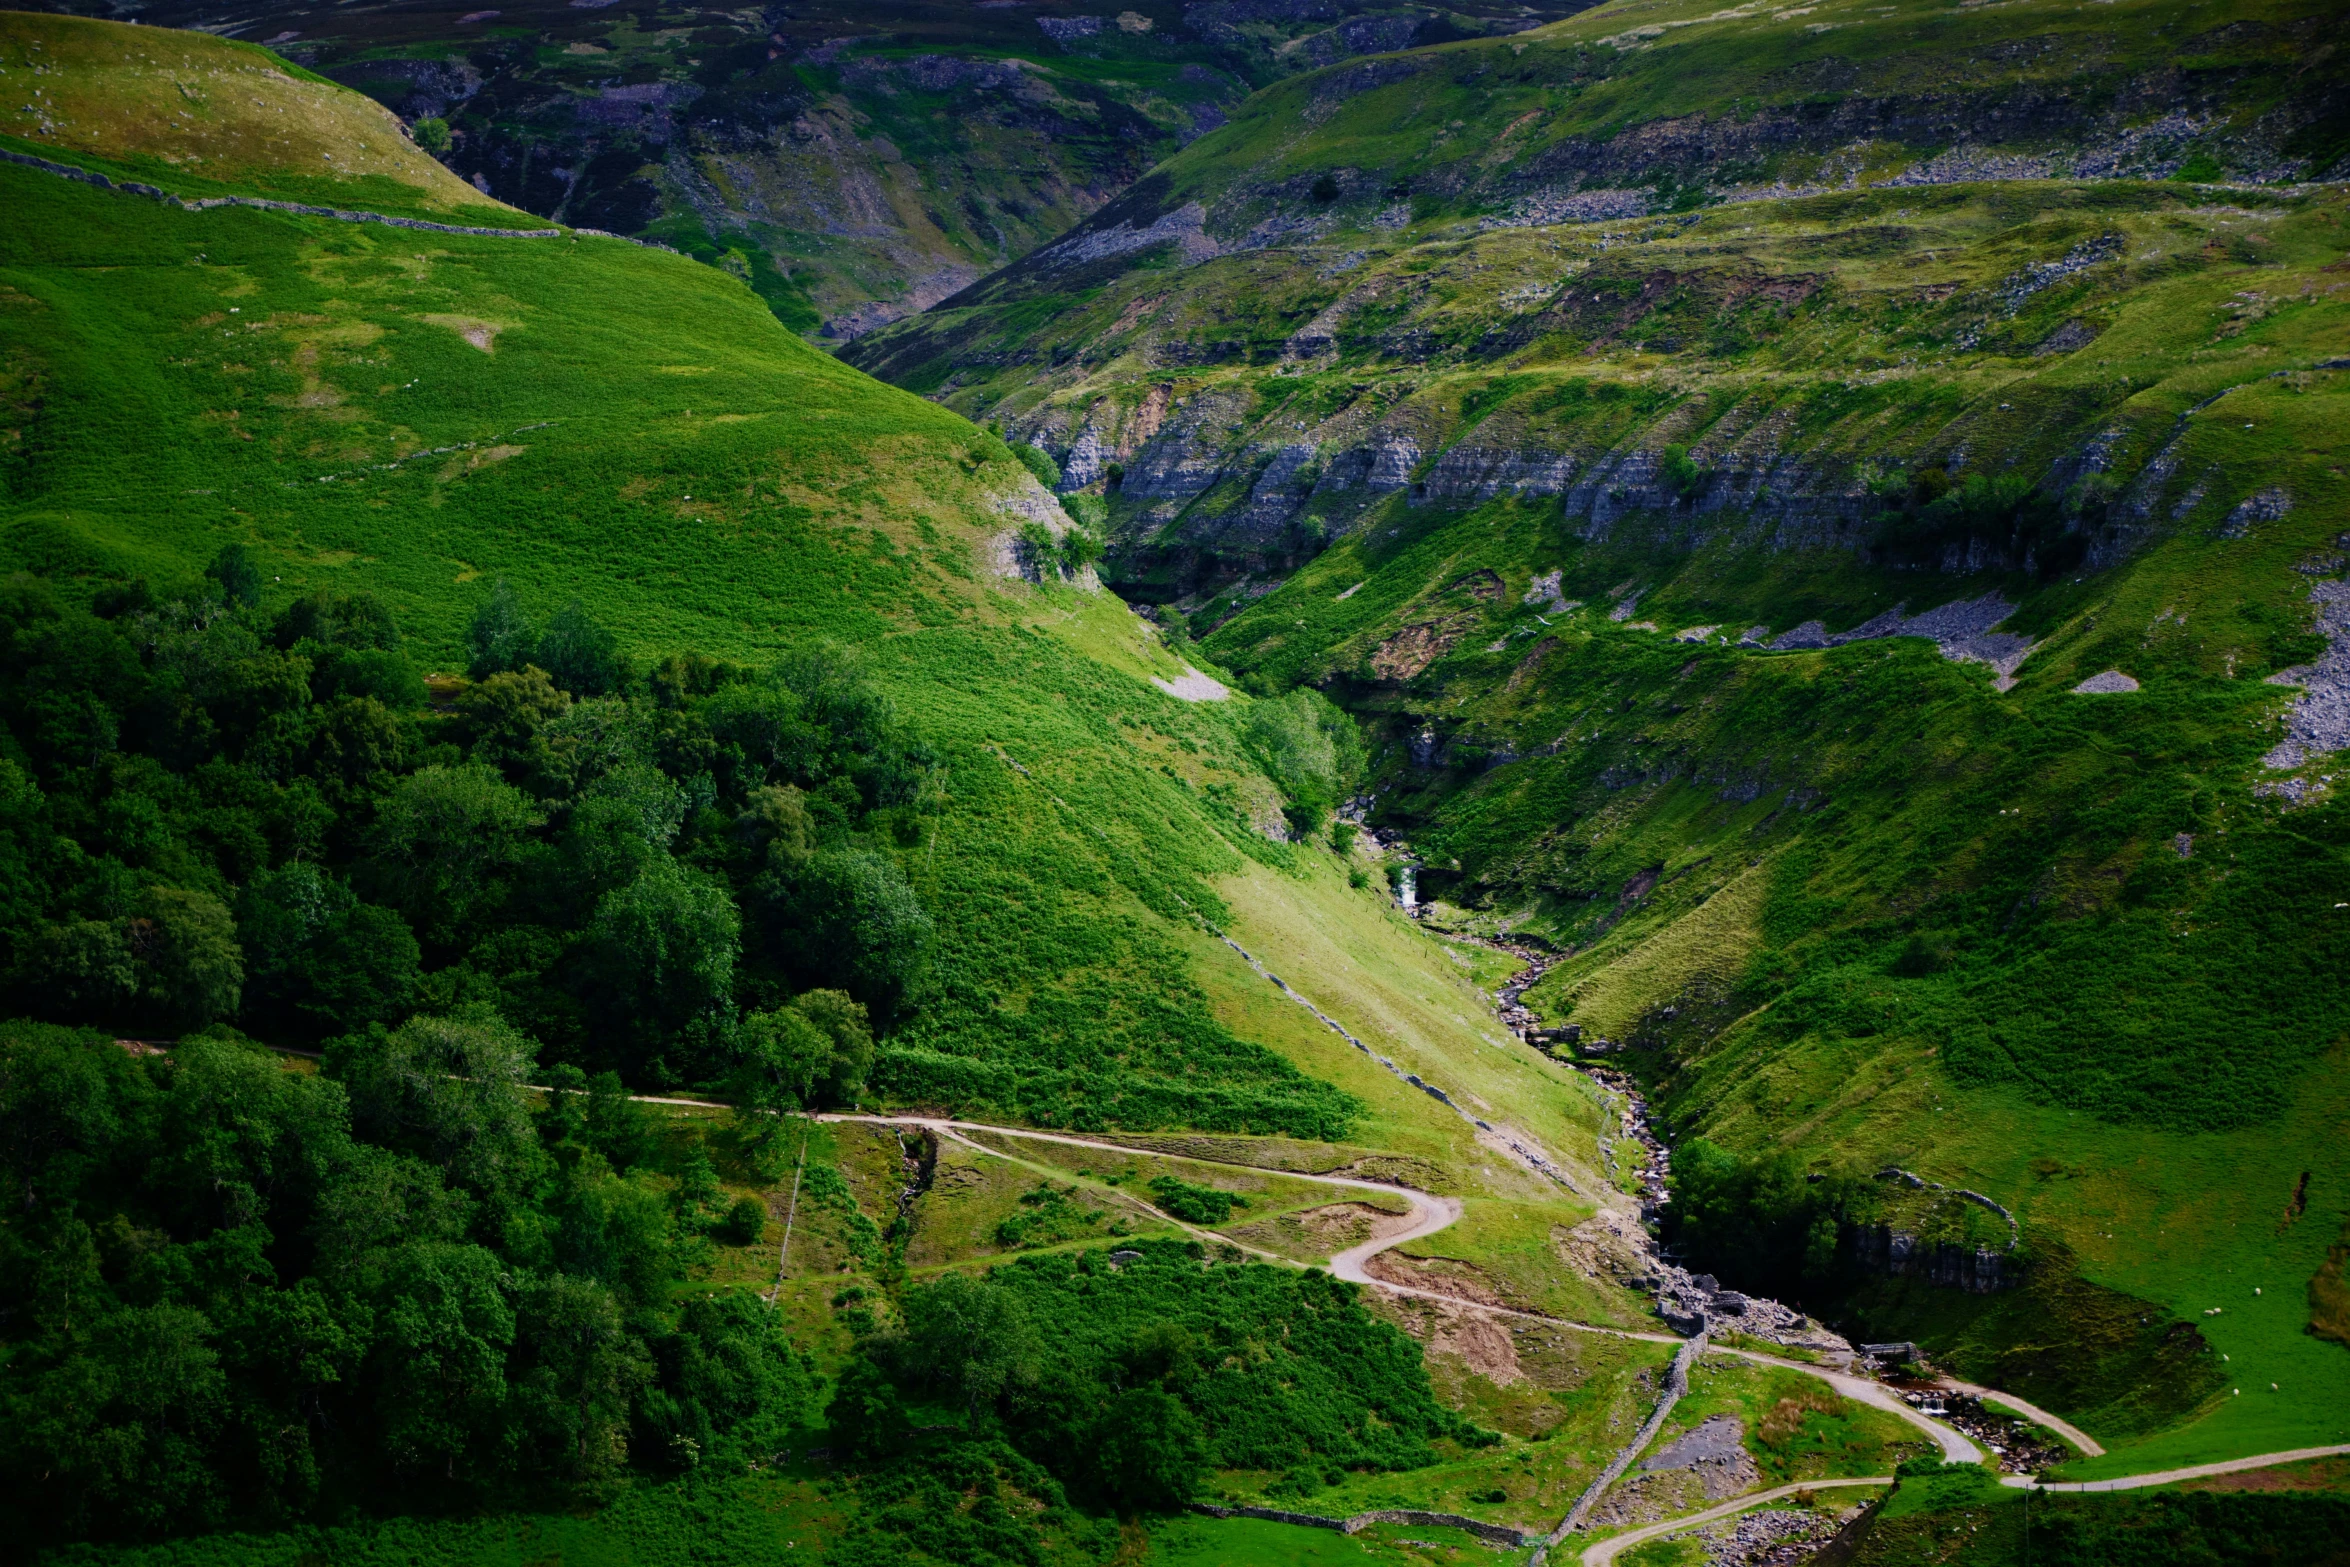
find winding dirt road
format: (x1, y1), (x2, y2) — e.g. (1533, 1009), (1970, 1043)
(1710, 1344), (1981, 1464)
(819, 1116), (1984, 1455)
(763, 1110), (2338, 1532)
(1998, 1443), (2350, 1493)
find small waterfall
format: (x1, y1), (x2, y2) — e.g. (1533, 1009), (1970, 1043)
(1395, 863), (1417, 911)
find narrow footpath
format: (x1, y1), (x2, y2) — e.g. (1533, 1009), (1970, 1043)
(810, 1113), (1986, 1509)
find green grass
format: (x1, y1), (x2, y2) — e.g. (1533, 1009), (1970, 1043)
(1145, 1514), (1509, 1566)
(0, 28), (1673, 1508)
(0, 156), (1376, 1138)
(1843, 1464), (2350, 1565)
(0, 21), (1724, 1562)
(1665, 1353), (1929, 1484)
(34, 1471), (852, 1567)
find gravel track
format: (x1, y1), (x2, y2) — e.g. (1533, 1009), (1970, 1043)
(1575, 1477), (1893, 1567)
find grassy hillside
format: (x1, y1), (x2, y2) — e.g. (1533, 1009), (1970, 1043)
(0, 10), (521, 222)
(838, 0), (2350, 1478)
(0, 145), (1340, 1136)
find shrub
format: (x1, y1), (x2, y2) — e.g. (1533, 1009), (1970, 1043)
(1018, 518), (1060, 577)
(1012, 443), (1062, 490)
(718, 1195), (768, 1245)
(1242, 689), (1367, 837)
(1659, 443), (1705, 502)
(1147, 1174), (1245, 1225)
(1059, 528), (1104, 574)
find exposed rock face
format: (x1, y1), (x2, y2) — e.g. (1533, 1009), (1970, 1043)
(839, 2), (2339, 612)
(2221, 485), (2293, 539)
(1032, 201), (1226, 269)
(1846, 1224), (2012, 1293)
(1648, 1265), (1857, 1354)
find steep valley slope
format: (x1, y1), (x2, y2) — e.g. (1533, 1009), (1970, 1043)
(846, 0), (2350, 1482)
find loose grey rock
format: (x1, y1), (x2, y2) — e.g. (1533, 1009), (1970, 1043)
(1643, 1416), (1746, 1472)
(1767, 593), (2036, 685)
(2263, 580), (2350, 770)
(2073, 670), (2140, 693)
(2219, 485), (2291, 540)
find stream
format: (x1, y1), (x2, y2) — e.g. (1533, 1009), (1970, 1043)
(1420, 919), (1854, 1361)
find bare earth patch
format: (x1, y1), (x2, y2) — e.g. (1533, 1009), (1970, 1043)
(1372, 615), (1475, 679)
(1229, 1199), (1420, 1263)
(1366, 1248), (1512, 1307)
(417, 313), (505, 352)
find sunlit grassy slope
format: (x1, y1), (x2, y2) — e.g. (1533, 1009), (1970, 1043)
(0, 158), (1322, 1137)
(0, 10), (518, 222)
(1168, 0), (2346, 194)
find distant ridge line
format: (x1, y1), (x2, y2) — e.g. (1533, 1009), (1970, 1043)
(0, 146), (574, 239)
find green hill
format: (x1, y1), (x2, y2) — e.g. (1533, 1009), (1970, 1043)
(841, 0), (2350, 1482)
(0, 10), (525, 223)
